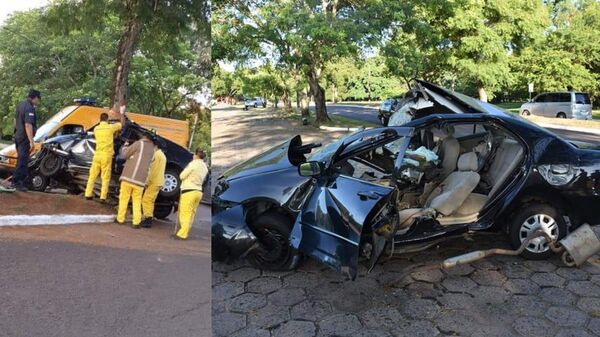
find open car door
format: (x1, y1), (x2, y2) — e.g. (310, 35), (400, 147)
(290, 127), (414, 279)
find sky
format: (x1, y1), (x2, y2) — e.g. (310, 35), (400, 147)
(0, 0), (48, 25)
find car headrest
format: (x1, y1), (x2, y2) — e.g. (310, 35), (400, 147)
(431, 125), (455, 139)
(457, 152), (478, 172)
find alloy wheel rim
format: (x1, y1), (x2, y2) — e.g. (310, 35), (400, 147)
(519, 213), (559, 253)
(162, 174), (178, 192)
(32, 176), (42, 188)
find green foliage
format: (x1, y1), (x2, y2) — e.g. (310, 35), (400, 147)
(0, 1), (210, 152)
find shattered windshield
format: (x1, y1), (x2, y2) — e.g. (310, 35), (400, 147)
(33, 106), (78, 142)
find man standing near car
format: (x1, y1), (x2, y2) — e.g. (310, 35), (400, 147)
(116, 132), (154, 228)
(141, 133), (167, 228)
(11, 89), (41, 192)
(84, 105), (126, 202)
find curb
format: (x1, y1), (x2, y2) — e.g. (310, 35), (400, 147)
(0, 214), (115, 226)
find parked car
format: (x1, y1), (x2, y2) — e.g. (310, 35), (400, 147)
(212, 80), (600, 279)
(28, 121), (193, 219)
(378, 96), (406, 126)
(519, 91), (592, 120)
(243, 97), (266, 110)
(0, 98), (189, 177)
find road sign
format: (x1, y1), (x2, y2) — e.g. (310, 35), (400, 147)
(528, 83), (534, 93)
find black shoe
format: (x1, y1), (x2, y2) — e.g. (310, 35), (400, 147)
(131, 224), (141, 229)
(141, 218), (153, 228)
(98, 199), (106, 204)
(170, 234), (186, 241)
(85, 196), (93, 200)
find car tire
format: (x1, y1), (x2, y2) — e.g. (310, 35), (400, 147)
(160, 167), (181, 198)
(243, 106), (248, 111)
(508, 203), (567, 260)
(247, 211), (301, 271)
(254, 103), (257, 108)
(521, 110), (530, 116)
(39, 153), (63, 177)
(557, 112), (567, 118)
(29, 172), (49, 192)
(154, 203), (173, 220)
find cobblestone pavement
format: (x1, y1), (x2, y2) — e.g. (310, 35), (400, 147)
(212, 105), (600, 337)
(213, 232), (600, 337)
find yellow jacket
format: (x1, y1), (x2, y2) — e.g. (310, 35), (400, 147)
(180, 159), (208, 192)
(94, 121), (122, 155)
(147, 149), (166, 187)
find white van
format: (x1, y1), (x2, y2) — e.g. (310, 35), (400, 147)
(519, 92), (592, 120)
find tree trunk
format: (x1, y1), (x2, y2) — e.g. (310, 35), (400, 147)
(478, 86), (488, 102)
(299, 90), (309, 118)
(306, 67), (328, 123)
(110, 11), (143, 111)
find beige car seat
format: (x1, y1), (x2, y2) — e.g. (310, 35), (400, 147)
(397, 152), (480, 229)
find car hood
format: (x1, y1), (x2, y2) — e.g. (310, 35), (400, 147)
(389, 80), (512, 126)
(222, 136), (302, 181)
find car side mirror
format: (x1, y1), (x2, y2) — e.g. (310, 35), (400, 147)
(299, 161), (324, 177)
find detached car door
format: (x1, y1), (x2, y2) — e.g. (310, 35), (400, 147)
(290, 127), (413, 279)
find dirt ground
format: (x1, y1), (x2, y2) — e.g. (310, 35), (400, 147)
(211, 104), (348, 184)
(0, 190), (114, 215)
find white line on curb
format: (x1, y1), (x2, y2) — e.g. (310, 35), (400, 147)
(0, 214), (115, 226)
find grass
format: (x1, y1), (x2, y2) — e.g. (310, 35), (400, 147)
(320, 115), (378, 128)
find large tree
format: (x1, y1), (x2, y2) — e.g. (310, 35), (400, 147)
(47, 0), (210, 111)
(383, 0), (549, 101)
(0, 3), (210, 151)
(213, 0), (390, 122)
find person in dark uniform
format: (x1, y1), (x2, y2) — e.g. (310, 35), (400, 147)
(12, 89), (41, 192)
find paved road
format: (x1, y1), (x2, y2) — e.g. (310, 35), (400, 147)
(0, 204), (211, 337)
(213, 105), (600, 337)
(319, 104), (600, 144)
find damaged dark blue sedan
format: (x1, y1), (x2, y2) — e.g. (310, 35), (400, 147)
(212, 81), (600, 279)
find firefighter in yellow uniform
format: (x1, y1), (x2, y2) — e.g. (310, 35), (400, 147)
(174, 149), (209, 240)
(141, 138), (167, 228)
(84, 108), (126, 201)
(116, 133), (155, 228)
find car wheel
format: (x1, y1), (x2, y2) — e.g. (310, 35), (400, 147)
(160, 168), (181, 198)
(521, 110), (530, 116)
(557, 112), (567, 118)
(509, 203), (566, 260)
(39, 153), (62, 177)
(29, 172), (49, 192)
(254, 103), (257, 108)
(243, 106), (248, 111)
(247, 212), (301, 271)
(154, 203), (173, 220)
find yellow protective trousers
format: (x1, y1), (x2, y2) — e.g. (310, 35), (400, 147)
(142, 185), (161, 218)
(176, 190), (203, 239)
(117, 181), (144, 225)
(85, 153), (113, 200)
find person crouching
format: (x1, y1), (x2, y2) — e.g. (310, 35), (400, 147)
(116, 133), (154, 228)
